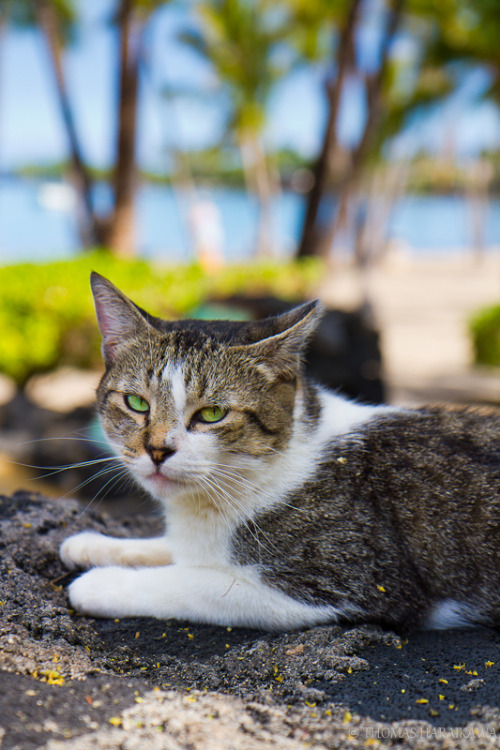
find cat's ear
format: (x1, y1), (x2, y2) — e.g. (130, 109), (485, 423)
(235, 300), (323, 379)
(90, 272), (149, 365)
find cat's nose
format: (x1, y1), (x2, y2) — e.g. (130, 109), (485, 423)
(146, 445), (176, 465)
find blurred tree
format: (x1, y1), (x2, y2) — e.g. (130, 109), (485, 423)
(295, 0), (406, 258)
(105, 0), (161, 257)
(319, 0), (406, 257)
(86, 0), (166, 256)
(2, 0), (163, 256)
(295, 0), (500, 260)
(180, 0), (291, 257)
(399, 0), (500, 261)
(290, 0), (362, 259)
(1, 0), (102, 247)
(346, 0), (499, 262)
(409, 0), (500, 107)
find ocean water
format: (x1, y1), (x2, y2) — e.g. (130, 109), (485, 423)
(1, 179), (500, 265)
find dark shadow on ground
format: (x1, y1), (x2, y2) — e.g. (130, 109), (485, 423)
(319, 628), (500, 726)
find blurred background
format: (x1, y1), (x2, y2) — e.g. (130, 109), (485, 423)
(2, 0), (500, 507)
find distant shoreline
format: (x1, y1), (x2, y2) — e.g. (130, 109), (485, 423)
(3, 170), (500, 198)
(1, 181), (500, 265)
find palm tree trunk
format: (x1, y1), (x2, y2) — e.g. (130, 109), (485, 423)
(252, 136), (274, 258)
(319, 0), (405, 257)
(105, 0), (143, 257)
(35, 0), (101, 248)
(296, 0), (362, 258)
(239, 135), (274, 258)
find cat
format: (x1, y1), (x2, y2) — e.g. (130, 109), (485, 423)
(60, 272), (500, 631)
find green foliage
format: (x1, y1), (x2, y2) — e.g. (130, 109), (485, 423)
(282, 0), (350, 62)
(181, 0), (291, 141)
(0, 253), (323, 384)
(470, 305), (500, 368)
(3, 0), (77, 43)
(405, 0), (500, 114)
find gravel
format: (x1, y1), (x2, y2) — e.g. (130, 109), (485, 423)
(1, 490), (499, 749)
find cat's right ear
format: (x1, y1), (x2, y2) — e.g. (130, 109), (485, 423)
(90, 272), (149, 365)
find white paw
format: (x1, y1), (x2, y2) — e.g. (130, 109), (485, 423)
(61, 532), (172, 569)
(60, 532), (109, 570)
(68, 567), (139, 618)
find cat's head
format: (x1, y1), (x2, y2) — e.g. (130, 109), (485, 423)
(91, 272), (322, 508)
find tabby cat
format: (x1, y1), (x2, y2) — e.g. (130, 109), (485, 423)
(60, 272), (500, 631)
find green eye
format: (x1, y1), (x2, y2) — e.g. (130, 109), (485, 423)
(197, 406), (227, 424)
(125, 394), (150, 413)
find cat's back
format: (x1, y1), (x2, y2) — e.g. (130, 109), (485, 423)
(357, 405), (500, 517)
(232, 402), (500, 628)
(293, 402), (500, 526)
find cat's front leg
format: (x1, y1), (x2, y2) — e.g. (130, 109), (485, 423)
(60, 532), (173, 570)
(67, 564), (337, 629)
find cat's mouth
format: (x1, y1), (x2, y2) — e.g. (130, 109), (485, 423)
(146, 468), (185, 488)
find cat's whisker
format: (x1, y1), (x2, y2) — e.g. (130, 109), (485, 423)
(189, 479), (226, 530)
(191, 473), (225, 511)
(192, 483), (202, 516)
(205, 473), (259, 499)
(2, 455), (122, 477)
(191, 475), (237, 534)
(30, 466), (125, 528)
(184, 461), (269, 528)
(11, 435), (111, 449)
(184, 465), (258, 505)
(209, 467), (263, 496)
(198, 459), (262, 486)
(208, 464), (315, 515)
(273, 501), (310, 513)
(75, 466), (132, 521)
(32, 457), (123, 481)
(200, 473), (277, 559)
(194, 480), (207, 517)
(55, 464), (125, 502)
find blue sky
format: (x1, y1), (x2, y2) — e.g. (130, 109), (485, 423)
(1, 0), (500, 172)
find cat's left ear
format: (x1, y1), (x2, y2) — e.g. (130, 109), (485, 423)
(235, 300), (323, 379)
(90, 272), (151, 365)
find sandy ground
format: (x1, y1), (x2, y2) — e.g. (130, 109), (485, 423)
(318, 251), (500, 405)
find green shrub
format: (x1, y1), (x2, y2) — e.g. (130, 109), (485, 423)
(470, 304), (500, 367)
(0, 252), (323, 384)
